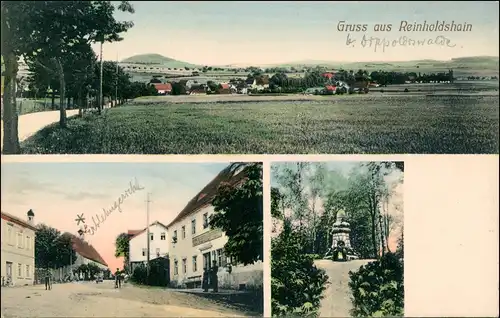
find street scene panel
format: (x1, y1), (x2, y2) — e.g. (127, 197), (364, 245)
(271, 161), (404, 317)
(1, 161), (263, 317)
(1, 2), (499, 155)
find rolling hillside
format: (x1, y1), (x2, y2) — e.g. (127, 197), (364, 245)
(272, 56), (499, 76)
(121, 53), (201, 69)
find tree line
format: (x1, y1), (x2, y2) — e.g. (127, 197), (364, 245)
(1, 1), (157, 154)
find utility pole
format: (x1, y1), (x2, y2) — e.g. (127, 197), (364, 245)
(146, 193), (152, 277)
(99, 40), (104, 114)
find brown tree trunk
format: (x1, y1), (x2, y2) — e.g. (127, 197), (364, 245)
(51, 92), (55, 110)
(55, 58), (67, 127)
(2, 53), (21, 154)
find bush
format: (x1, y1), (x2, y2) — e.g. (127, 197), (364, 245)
(272, 219), (329, 317)
(348, 253), (404, 317)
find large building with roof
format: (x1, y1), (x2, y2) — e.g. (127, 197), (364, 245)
(167, 164), (263, 290)
(1, 210), (36, 286)
(128, 220), (169, 272)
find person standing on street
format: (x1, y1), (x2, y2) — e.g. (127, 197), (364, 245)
(44, 269), (52, 290)
(202, 267), (209, 292)
(114, 268), (122, 288)
(211, 260), (219, 293)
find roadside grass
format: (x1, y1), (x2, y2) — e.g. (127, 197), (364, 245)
(21, 95), (499, 154)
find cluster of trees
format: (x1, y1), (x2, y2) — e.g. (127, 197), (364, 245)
(369, 70), (454, 85)
(35, 224), (77, 271)
(271, 162), (404, 316)
(1, 1), (157, 154)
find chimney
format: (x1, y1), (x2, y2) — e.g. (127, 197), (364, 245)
(27, 209), (35, 225)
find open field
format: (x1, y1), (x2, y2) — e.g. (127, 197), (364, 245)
(21, 93), (499, 154)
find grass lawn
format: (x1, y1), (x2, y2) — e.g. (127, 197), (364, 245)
(21, 95), (499, 154)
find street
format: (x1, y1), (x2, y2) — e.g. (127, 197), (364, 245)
(315, 259), (373, 317)
(0, 280), (258, 317)
(1, 109), (79, 151)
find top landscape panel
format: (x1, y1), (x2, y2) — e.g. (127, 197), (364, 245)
(2, 1), (498, 154)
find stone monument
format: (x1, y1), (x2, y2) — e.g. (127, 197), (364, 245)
(326, 209), (358, 261)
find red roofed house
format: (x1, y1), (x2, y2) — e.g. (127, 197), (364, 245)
(167, 164), (263, 290)
(321, 72), (335, 80)
(153, 83), (172, 95)
(128, 221), (169, 273)
(217, 83), (231, 94)
(324, 85), (337, 95)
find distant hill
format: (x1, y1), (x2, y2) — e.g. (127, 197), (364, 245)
(271, 56), (499, 76)
(121, 54), (201, 69)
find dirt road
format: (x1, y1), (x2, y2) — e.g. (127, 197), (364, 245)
(315, 259), (373, 317)
(0, 280), (254, 317)
(1, 110), (79, 151)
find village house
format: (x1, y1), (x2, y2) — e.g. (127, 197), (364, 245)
(152, 83), (172, 95)
(178, 79), (197, 90)
(218, 83), (231, 94)
(167, 166), (263, 290)
(189, 84), (207, 95)
(324, 85), (337, 95)
(321, 72), (335, 81)
(1, 210), (36, 286)
(128, 221), (169, 272)
(245, 78), (256, 88)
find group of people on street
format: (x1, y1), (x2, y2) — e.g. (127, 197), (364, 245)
(202, 260), (219, 293)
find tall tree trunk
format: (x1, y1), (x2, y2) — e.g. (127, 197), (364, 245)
(370, 215), (378, 258)
(51, 92), (55, 110)
(55, 58), (67, 127)
(378, 214), (385, 257)
(2, 53), (21, 154)
(67, 96), (70, 110)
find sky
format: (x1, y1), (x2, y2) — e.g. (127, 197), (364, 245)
(1, 162), (229, 270)
(93, 1), (499, 65)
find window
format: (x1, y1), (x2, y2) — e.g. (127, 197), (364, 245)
(17, 233), (23, 248)
(150, 233), (154, 241)
(142, 248), (147, 256)
(173, 230), (177, 243)
(203, 213), (209, 229)
(17, 263), (22, 277)
(26, 265), (30, 278)
(26, 236), (30, 250)
(182, 258), (187, 274)
(174, 260), (178, 275)
(191, 219), (196, 235)
(182, 226), (186, 239)
(156, 248), (160, 256)
(192, 256), (198, 272)
(216, 248), (226, 267)
(7, 225), (13, 245)
(160, 232), (166, 240)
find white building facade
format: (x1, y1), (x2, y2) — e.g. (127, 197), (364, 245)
(129, 221), (169, 272)
(1, 210), (36, 286)
(168, 181), (263, 290)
